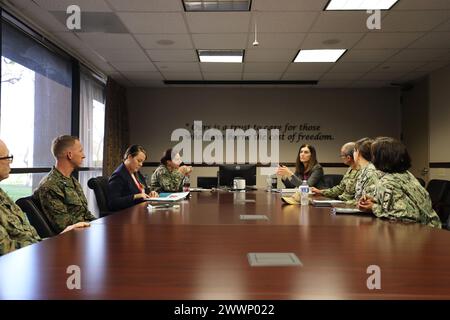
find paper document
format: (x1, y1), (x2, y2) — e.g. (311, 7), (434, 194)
(146, 192), (190, 202)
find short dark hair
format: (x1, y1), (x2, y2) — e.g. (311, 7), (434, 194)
(123, 145), (147, 161)
(371, 137), (411, 173)
(160, 148), (173, 165)
(354, 137), (373, 162)
(52, 135), (79, 158)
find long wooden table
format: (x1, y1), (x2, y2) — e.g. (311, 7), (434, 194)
(1, 191), (450, 299)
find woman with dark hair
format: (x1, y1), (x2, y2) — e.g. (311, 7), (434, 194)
(150, 148), (193, 192)
(107, 145), (158, 211)
(276, 144), (325, 188)
(349, 137), (378, 204)
(358, 137), (441, 228)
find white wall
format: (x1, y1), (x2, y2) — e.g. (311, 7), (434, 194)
(127, 87), (401, 187)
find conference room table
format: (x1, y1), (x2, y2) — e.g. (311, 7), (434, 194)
(1, 190), (450, 299)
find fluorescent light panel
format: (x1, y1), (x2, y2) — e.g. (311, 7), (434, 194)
(294, 49), (347, 63)
(198, 50), (244, 63)
(325, 0), (399, 10)
(183, 0), (251, 12)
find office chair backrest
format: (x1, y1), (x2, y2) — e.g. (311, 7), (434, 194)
(16, 196), (57, 238)
(87, 176), (110, 217)
(426, 179), (450, 209)
(323, 174), (343, 189)
(197, 176), (218, 188)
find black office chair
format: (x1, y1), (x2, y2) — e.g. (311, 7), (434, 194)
(322, 174), (343, 189)
(426, 179), (450, 212)
(87, 176), (110, 217)
(434, 184), (450, 228)
(197, 176), (218, 188)
(415, 177), (426, 188)
(16, 196), (57, 238)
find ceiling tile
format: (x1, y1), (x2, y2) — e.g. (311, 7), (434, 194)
(355, 32), (424, 49)
(301, 33), (365, 49)
(121, 71), (163, 81)
(380, 11), (449, 32)
(186, 12), (251, 33)
(361, 72), (408, 81)
(393, 0), (450, 10)
(202, 73), (242, 80)
(388, 49), (450, 62)
(254, 0), (328, 11)
(161, 72), (203, 80)
(245, 49), (297, 62)
(435, 19), (450, 32)
(321, 72), (365, 80)
(395, 72), (429, 82)
(130, 80), (165, 87)
(350, 81), (392, 88)
(415, 61), (450, 72)
(244, 62), (289, 73)
(117, 12), (188, 33)
(147, 50), (197, 62)
(246, 33), (306, 49)
(107, 0), (183, 11)
(200, 63), (243, 73)
(110, 62), (157, 72)
(243, 73), (283, 80)
(34, 0), (111, 11)
(409, 32), (450, 49)
(135, 34), (193, 49)
(256, 12), (319, 32)
(192, 34), (248, 49)
(95, 48), (150, 62)
(316, 80), (352, 88)
(311, 11), (380, 33)
(155, 62), (201, 72)
(282, 72), (324, 80)
(374, 61), (426, 73)
(286, 63), (334, 73)
(53, 32), (85, 49)
(330, 62), (380, 73)
(340, 49), (399, 62)
(77, 33), (141, 49)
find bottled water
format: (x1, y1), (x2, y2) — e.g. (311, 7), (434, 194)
(299, 180), (309, 206)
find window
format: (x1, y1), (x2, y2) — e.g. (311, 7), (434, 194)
(79, 70), (105, 215)
(0, 17), (72, 200)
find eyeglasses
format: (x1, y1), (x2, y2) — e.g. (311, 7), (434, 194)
(0, 154), (13, 162)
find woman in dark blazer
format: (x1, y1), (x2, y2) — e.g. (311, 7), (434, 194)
(276, 144), (325, 189)
(107, 145), (158, 211)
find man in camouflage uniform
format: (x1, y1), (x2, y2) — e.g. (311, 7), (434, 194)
(311, 142), (360, 201)
(0, 139), (40, 256)
(34, 136), (95, 233)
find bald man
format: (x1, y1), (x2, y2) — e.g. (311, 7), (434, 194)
(0, 139), (41, 256)
(311, 142), (360, 201)
(0, 139), (89, 256)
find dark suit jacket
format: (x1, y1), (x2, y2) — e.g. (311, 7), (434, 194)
(107, 163), (149, 211)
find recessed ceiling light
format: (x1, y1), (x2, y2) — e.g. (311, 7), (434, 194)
(294, 49), (347, 63)
(183, 0), (251, 12)
(325, 0), (399, 10)
(198, 50), (244, 63)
